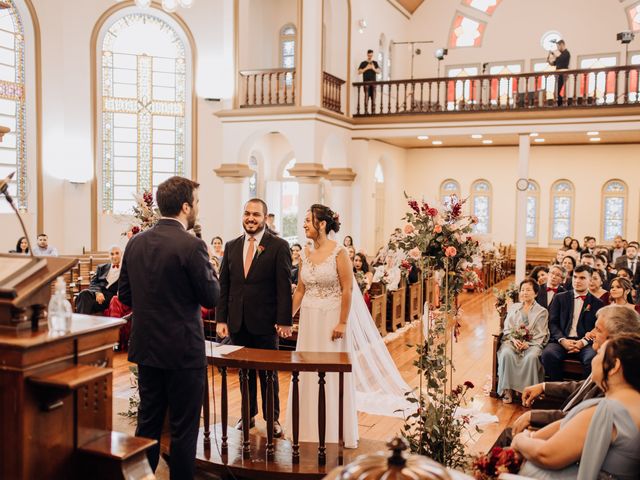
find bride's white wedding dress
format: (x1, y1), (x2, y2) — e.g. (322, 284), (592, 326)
(285, 244), (359, 448)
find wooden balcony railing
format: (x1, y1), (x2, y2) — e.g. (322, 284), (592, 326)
(239, 68), (295, 107)
(322, 71), (346, 114)
(353, 64), (640, 116)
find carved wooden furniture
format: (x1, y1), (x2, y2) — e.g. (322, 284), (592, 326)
(406, 280), (422, 322)
(369, 282), (387, 336)
(387, 279), (406, 332)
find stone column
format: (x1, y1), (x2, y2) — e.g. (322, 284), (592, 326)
(515, 134), (530, 282)
(289, 163), (328, 242)
(213, 163), (254, 242)
(327, 168), (357, 240)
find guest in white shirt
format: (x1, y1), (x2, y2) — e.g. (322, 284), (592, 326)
(535, 265), (566, 310)
(32, 233), (58, 256)
(614, 241), (639, 276)
(75, 246), (122, 315)
(609, 235), (625, 265)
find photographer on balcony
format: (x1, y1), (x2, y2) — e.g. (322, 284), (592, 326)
(547, 39), (571, 106)
(358, 49), (381, 114)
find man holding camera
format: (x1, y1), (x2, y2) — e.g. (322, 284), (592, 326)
(358, 49), (381, 113)
(547, 39), (571, 106)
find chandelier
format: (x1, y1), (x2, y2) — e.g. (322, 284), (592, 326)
(120, 0), (195, 13)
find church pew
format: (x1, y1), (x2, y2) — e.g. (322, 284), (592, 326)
(369, 282), (387, 336)
(386, 279), (406, 332)
(406, 280), (422, 322)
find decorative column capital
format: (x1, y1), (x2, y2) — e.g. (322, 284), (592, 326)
(326, 168), (357, 184)
(214, 163), (254, 182)
(288, 163), (328, 181)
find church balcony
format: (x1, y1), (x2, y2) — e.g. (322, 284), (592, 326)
(352, 64), (640, 118)
(238, 68), (296, 107)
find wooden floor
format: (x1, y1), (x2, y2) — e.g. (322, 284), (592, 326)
(111, 276), (524, 478)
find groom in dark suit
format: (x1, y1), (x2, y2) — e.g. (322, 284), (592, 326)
(216, 198), (293, 437)
(118, 176), (220, 479)
(541, 264), (603, 380)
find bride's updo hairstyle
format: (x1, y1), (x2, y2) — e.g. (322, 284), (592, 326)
(310, 204), (341, 235)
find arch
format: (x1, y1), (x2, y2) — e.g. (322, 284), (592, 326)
(525, 180), (540, 243)
(601, 179), (627, 242)
(470, 179), (492, 234)
(549, 179), (575, 243)
(90, 0), (198, 249)
(439, 178), (460, 206)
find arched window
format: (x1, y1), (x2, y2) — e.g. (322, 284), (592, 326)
(280, 24), (296, 69)
(440, 179), (460, 207)
(470, 180), (491, 234)
(374, 162), (384, 183)
(281, 157), (298, 242)
(602, 180), (627, 242)
(526, 180), (540, 242)
(550, 180), (574, 242)
(248, 154), (258, 198)
(0, 1), (29, 213)
(99, 10), (192, 214)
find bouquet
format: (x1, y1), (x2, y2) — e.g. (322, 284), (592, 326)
(472, 446), (523, 479)
(355, 271), (368, 294)
(508, 323), (532, 356)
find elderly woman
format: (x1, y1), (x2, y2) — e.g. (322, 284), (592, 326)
(497, 277), (549, 404)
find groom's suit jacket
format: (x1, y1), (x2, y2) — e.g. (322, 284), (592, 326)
(217, 229), (293, 335)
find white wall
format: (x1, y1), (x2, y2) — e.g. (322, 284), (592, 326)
(404, 144), (640, 246)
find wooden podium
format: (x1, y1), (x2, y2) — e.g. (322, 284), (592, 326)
(0, 254), (156, 479)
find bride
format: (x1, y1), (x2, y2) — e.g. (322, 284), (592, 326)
(285, 203), (415, 449)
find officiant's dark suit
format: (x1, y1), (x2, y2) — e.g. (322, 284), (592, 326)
(217, 218), (292, 429)
(118, 177), (220, 479)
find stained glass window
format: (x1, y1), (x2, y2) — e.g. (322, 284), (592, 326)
(526, 181), (539, 242)
(463, 0), (502, 15)
(440, 179), (460, 207)
(446, 65), (479, 109)
(551, 180), (574, 241)
(100, 12), (190, 214)
(627, 2), (640, 31)
(248, 154), (258, 198)
(488, 62), (523, 105)
(449, 13), (486, 48)
(281, 158), (298, 242)
(280, 24), (296, 86)
(602, 180), (626, 241)
(0, 1), (26, 214)
(471, 180), (491, 234)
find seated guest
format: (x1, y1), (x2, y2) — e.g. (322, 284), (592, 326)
(560, 255), (576, 290)
(608, 276), (639, 313)
(594, 254), (611, 288)
(513, 334), (640, 479)
(552, 249), (565, 265)
(614, 241), (639, 277)
(616, 267), (638, 303)
(589, 269), (609, 305)
(353, 253), (373, 294)
(567, 238), (582, 257)
(32, 233), (58, 256)
(536, 265), (566, 310)
(609, 235), (625, 265)
(210, 236), (224, 263)
(343, 235), (354, 248)
(579, 252), (596, 268)
(76, 246), (122, 315)
(346, 246), (356, 263)
(530, 266), (549, 286)
(497, 278), (549, 404)
(495, 305), (640, 445)
(290, 243), (302, 286)
(11, 236), (29, 254)
(560, 236), (572, 251)
(582, 235), (597, 255)
(541, 265), (604, 380)
(266, 213), (280, 235)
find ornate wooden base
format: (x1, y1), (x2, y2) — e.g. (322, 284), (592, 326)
(162, 425), (385, 480)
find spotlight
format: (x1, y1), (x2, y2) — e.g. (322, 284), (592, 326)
(587, 131), (599, 136)
(471, 134), (483, 139)
(617, 31), (635, 44)
(590, 137), (601, 142)
(534, 138), (545, 143)
(417, 135), (429, 140)
(529, 132), (539, 137)
(432, 140), (443, 145)
(482, 139), (493, 144)
(434, 48), (448, 60)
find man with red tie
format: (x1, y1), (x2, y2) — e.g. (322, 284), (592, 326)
(535, 264), (567, 310)
(541, 264), (603, 380)
(75, 245), (122, 315)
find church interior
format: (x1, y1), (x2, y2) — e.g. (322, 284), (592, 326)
(1, 0), (640, 478)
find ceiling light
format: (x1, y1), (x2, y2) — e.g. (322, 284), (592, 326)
(587, 131), (599, 136)
(590, 137), (601, 142)
(471, 134), (483, 139)
(529, 132), (539, 137)
(417, 135), (429, 140)
(534, 138), (545, 143)
(482, 139), (493, 144)
(432, 140), (443, 145)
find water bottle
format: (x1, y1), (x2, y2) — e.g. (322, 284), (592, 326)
(48, 276), (72, 335)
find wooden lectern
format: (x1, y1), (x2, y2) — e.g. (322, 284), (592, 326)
(0, 254), (156, 479)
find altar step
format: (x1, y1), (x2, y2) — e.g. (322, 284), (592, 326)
(161, 424), (385, 480)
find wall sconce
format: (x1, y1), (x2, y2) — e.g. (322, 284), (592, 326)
(358, 19), (367, 34)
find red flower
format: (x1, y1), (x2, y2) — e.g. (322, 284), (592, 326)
(401, 260), (413, 272)
(256, 245), (266, 257)
(131, 226), (140, 235)
(427, 207), (438, 217)
(451, 202), (462, 218)
(408, 199), (420, 214)
(464, 380), (475, 389)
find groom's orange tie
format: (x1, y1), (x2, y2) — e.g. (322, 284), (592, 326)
(244, 236), (255, 277)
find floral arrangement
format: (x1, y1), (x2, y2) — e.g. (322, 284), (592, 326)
(493, 283), (519, 314)
(118, 365), (140, 422)
(355, 270), (368, 294)
(472, 447), (523, 479)
(508, 323), (533, 356)
(121, 191), (161, 237)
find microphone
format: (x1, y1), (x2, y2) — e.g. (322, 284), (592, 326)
(0, 171), (14, 195)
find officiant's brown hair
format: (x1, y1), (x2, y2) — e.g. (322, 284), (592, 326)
(156, 176), (200, 217)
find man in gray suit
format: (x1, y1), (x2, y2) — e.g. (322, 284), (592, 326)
(492, 305), (639, 447)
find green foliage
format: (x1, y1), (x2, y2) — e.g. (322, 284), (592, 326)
(118, 365), (139, 423)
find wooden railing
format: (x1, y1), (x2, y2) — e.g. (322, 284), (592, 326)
(353, 64), (640, 116)
(322, 71), (346, 114)
(205, 345), (351, 473)
(239, 68), (295, 107)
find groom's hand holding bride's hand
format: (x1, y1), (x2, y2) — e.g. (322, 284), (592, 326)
(277, 325), (292, 338)
(331, 323), (346, 341)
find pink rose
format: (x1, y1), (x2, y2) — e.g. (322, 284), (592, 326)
(471, 215), (479, 224)
(445, 246), (457, 257)
(404, 223), (415, 234)
(433, 225), (442, 234)
(408, 247), (421, 260)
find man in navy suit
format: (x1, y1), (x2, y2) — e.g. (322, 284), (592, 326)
(541, 264), (603, 380)
(535, 264), (566, 310)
